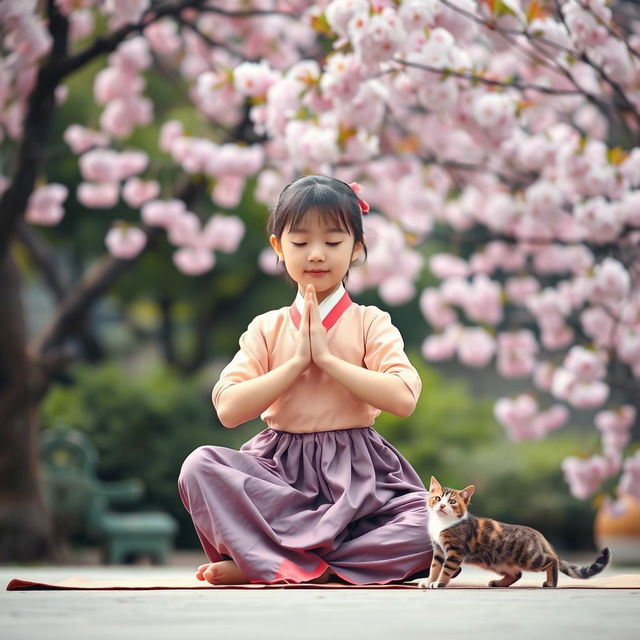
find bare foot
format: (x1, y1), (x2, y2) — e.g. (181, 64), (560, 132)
(196, 560), (249, 585)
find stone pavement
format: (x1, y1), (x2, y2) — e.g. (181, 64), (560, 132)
(1, 562), (639, 640)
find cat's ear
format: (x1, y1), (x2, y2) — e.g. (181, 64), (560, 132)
(429, 476), (442, 492)
(460, 485), (475, 504)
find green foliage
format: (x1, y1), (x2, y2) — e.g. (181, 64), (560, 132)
(41, 361), (262, 547)
(376, 356), (595, 549)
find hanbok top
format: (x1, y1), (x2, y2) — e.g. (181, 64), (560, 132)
(212, 285), (422, 433)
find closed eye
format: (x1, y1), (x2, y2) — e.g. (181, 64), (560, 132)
(291, 242), (342, 247)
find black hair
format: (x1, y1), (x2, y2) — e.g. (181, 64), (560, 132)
(268, 175), (368, 284)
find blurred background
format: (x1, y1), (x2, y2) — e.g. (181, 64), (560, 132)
(2, 1), (639, 567)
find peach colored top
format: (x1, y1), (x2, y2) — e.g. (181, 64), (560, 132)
(212, 290), (422, 433)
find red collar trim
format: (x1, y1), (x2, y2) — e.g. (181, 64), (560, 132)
(289, 290), (352, 331)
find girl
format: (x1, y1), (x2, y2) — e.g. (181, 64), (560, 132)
(178, 175), (432, 585)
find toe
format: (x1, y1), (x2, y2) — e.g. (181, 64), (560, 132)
(196, 563), (211, 581)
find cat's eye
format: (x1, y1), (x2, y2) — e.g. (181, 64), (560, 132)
(449, 499), (456, 505)
(434, 496), (441, 502)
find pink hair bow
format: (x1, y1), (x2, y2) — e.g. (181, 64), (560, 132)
(348, 182), (370, 215)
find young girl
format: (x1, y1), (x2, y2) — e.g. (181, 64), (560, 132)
(178, 174), (432, 585)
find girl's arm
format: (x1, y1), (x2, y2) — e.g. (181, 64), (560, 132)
(215, 357), (307, 428)
(215, 295), (312, 428)
(317, 355), (417, 418)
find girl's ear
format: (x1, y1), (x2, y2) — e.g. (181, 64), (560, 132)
(269, 234), (283, 260)
(351, 238), (364, 263)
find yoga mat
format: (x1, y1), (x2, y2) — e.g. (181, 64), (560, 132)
(6, 573), (640, 591)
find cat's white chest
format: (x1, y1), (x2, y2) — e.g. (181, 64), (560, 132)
(428, 511), (467, 544)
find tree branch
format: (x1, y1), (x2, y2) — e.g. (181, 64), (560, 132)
(0, 2), (69, 264)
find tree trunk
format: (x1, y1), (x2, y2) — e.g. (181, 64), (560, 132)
(0, 254), (54, 562)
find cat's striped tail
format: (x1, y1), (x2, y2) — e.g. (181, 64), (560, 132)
(558, 547), (611, 579)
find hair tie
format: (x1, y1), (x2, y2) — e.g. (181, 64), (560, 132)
(348, 182), (370, 215)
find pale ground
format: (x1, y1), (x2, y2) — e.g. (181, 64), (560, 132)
(1, 551), (639, 640)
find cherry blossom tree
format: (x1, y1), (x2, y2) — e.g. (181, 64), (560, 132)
(1, 0), (639, 559)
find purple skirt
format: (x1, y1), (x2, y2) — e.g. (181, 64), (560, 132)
(178, 426), (432, 584)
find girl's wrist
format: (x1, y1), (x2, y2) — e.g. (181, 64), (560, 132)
(290, 355), (310, 374)
(314, 353), (336, 371)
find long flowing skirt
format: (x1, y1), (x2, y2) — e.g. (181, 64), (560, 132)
(178, 426), (432, 584)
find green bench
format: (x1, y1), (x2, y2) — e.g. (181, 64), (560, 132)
(40, 429), (178, 564)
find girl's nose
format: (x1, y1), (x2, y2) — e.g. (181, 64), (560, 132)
(308, 244), (325, 261)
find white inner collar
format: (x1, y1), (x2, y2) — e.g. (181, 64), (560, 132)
(294, 284), (346, 321)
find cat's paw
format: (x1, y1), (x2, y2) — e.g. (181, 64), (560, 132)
(416, 579), (429, 589)
(429, 582), (446, 589)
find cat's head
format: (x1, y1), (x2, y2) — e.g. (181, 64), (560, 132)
(427, 476), (475, 518)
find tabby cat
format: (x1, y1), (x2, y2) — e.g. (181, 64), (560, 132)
(419, 476), (611, 589)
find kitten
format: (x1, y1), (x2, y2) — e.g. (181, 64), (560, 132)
(419, 476), (611, 589)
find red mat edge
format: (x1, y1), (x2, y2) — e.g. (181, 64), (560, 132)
(6, 577), (640, 591)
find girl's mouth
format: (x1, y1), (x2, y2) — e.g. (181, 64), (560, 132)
(307, 270), (328, 277)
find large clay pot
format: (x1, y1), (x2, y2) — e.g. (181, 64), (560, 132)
(594, 495), (640, 565)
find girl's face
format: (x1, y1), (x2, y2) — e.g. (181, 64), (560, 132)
(269, 210), (363, 303)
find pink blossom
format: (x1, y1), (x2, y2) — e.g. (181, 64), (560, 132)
(77, 182), (119, 208)
(79, 149), (120, 183)
(440, 277), (471, 306)
(100, 95), (153, 139)
(533, 405), (570, 436)
(211, 175), (246, 209)
(494, 394), (539, 440)
(596, 406), (637, 436)
(472, 92), (516, 129)
(429, 253), (470, 279)
(618, 451), (640, 500)
(457, 327), (496, 367)
(422, 325), (460, 361)
(563, 346), (607, 383)
(114, 26), (151, 59)
(325, 0), (369, 39)
(143, 20), (181, 56)
(463, 275), (503, 325)
(140, 199), (185, 228)
(592, 258), (631, 302)
(574, 198), (624, 244)
(506, 276), (540, 303)
(379, 276), (415, 306)
(419, 287), (457, 329)
(94, 67), (143, 105)
(116, 151), (148, 180)
(616, 326), (640, 365)
(285, 121), (339, 169)
(202, 215), (245, 253)
(64, 125), (109, 154)
(562, 455), (610, 500)
(533, 361), (555, 391)
(167, 211), (201, 247)
(233, 61), (279, 97)
(580, 306), (615, 347)
(105, 225), (147, 259)
(25, 184), (68, 226)
(497, 330), (538, 377)
(159, 120), (183, 153)
(173, 247), (215, 276)
(565, 380), (610, 409)
(540, 324), (575, 351)
(258, 247), (281, 276)
(204, 144), (265, 178)
(122, 178), (159, 208)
